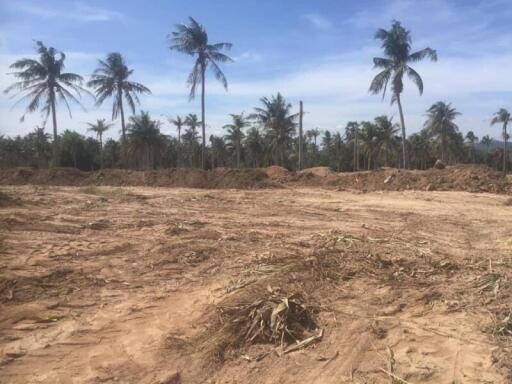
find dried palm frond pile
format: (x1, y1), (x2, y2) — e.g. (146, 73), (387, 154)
(199, 285), (320, 364)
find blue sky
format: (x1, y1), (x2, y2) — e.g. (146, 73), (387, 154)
(1, 0), (512, 141)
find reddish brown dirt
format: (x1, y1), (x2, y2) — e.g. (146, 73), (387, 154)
(0, 186), (511, 383)
(1, 165), (510, 194)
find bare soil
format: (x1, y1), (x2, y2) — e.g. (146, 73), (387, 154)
(1, 185), (511, 383)
(1, 165), (511, 194)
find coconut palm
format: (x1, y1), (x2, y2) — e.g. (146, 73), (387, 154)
(374, 115), (399, 166)
(169, 17), (233, 169)
(87, 53), (151, 145)
(465, 131), (478, 163)
(126, 111), (165, 170)
(369, 21), (437, 168)
(87, 119), (113, 168)
(345, 121), (360, 171)
(223, 113), (249, 168)
(168, 116), (185, 167)
(4, 41), (88, 163)
(252, 93), (298, 167)
(359, 121), (380, 169)
(27, 126), (52, 168)
(245, 127), (264, 168)
(424, 102), (460, 163)
(491, 108), (511, 174)
(184, 113), (202, 167)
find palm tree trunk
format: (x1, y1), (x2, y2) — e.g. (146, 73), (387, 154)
(50, 89), (58, 166)
(298, 101), (303, 170)
(119, 91), (127, 167)
(441, 125), (446, 163)
(177, 127), (181, 168)
(504, 122), (508, 175)
(99, 134), (103, 169)
(236, 141), (240, 168)
(201, 64), (206, 170)
(395, 92), (407, 169)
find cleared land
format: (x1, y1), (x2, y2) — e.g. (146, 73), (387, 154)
(1, 183), (511, 383)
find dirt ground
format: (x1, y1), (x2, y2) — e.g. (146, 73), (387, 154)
(1, 185), (511, 383)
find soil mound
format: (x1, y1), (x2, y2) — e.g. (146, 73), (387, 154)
(299, 166), (334, 177)
(326, 165), (511, 194)
(261, 166), (291, 181)
(0, 167), (278, 190)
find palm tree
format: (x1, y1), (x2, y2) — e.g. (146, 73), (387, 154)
(27, 126), (52, 168)
(491, 108), (511, 174)
(409, 131), (432, 169)
(369, 21), (437, 168)
(359, 121), (380, 169)
(465, 131), (478, 163)
(4, 41), (88, 163)
(87, 53), (151, 145)
(345, 121), (360, 171)
(245, 127), (264, 168)
(87, 119), (113, 168)
(374, 115), (399, 167)
(223, 113), (249, 168)
(169, 17), (233, 170)
(424, 102), (460, 163)
(126, 111), (165, 170)
(184, 113), (202, 167)
(252, 93), (298, 167)
(168, 116), (185, 167)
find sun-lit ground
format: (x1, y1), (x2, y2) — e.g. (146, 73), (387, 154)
(1, 185), (511, 383)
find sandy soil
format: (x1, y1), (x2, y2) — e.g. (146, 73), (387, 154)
(1, 185), (511, 383)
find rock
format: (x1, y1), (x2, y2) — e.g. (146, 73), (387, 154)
(433, 159), (445, 169)
(426, 183), (435, 191)
(383, 175), (394, 184)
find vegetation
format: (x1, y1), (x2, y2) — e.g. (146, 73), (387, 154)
(4, 41), (88, 163)
(168, 17), (233, 169)
(369, 21), (437, 168)
(2, 20), (510, 174)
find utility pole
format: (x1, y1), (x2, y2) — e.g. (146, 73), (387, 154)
(298, 100), (304, 170)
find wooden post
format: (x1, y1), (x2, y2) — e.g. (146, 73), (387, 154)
(298, 100), (303, 170)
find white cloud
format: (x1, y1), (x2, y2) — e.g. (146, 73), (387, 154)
(11, 1), (126, 22)
(302, 14), (333, 30)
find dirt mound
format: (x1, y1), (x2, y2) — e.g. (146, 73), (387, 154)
(261, 166), (291, 181)
(299, 166), (334, 177)
(1, 165), (511, 194)
(0, 167), (278, 190)
(320, 165), (511, 194)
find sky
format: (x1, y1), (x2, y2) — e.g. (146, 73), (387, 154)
(1, 0), (512, 141)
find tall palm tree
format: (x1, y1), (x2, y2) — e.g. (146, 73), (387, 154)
(374, 115), (399, 167)
(126, 111), (165, 170)
(359, 121), (380, 169)
(465, 131), (478, 163)
(87, 119), (113, 168)
(252, 93), (298, 167)
(223, 113), (249, 168)
(245, 127), (264, 168)
(184, 113), (202, 167)
(169, 115), (185, 167)
(369, 21), (437, 168)
(87, 53), (151, 145)
(491, 108), (511, 174)
(169, 17), (233, 169)
(424, 102), (460, 163)
(4, 41), (88, 163)
(27, 126), (52, 168)
(345, 121), (360, 171)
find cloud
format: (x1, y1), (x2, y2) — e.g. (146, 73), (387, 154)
(12, 1), (126, 22)
(302, 13), (333, 30)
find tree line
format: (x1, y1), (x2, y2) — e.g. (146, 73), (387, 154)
(3, 19), (511, 173)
